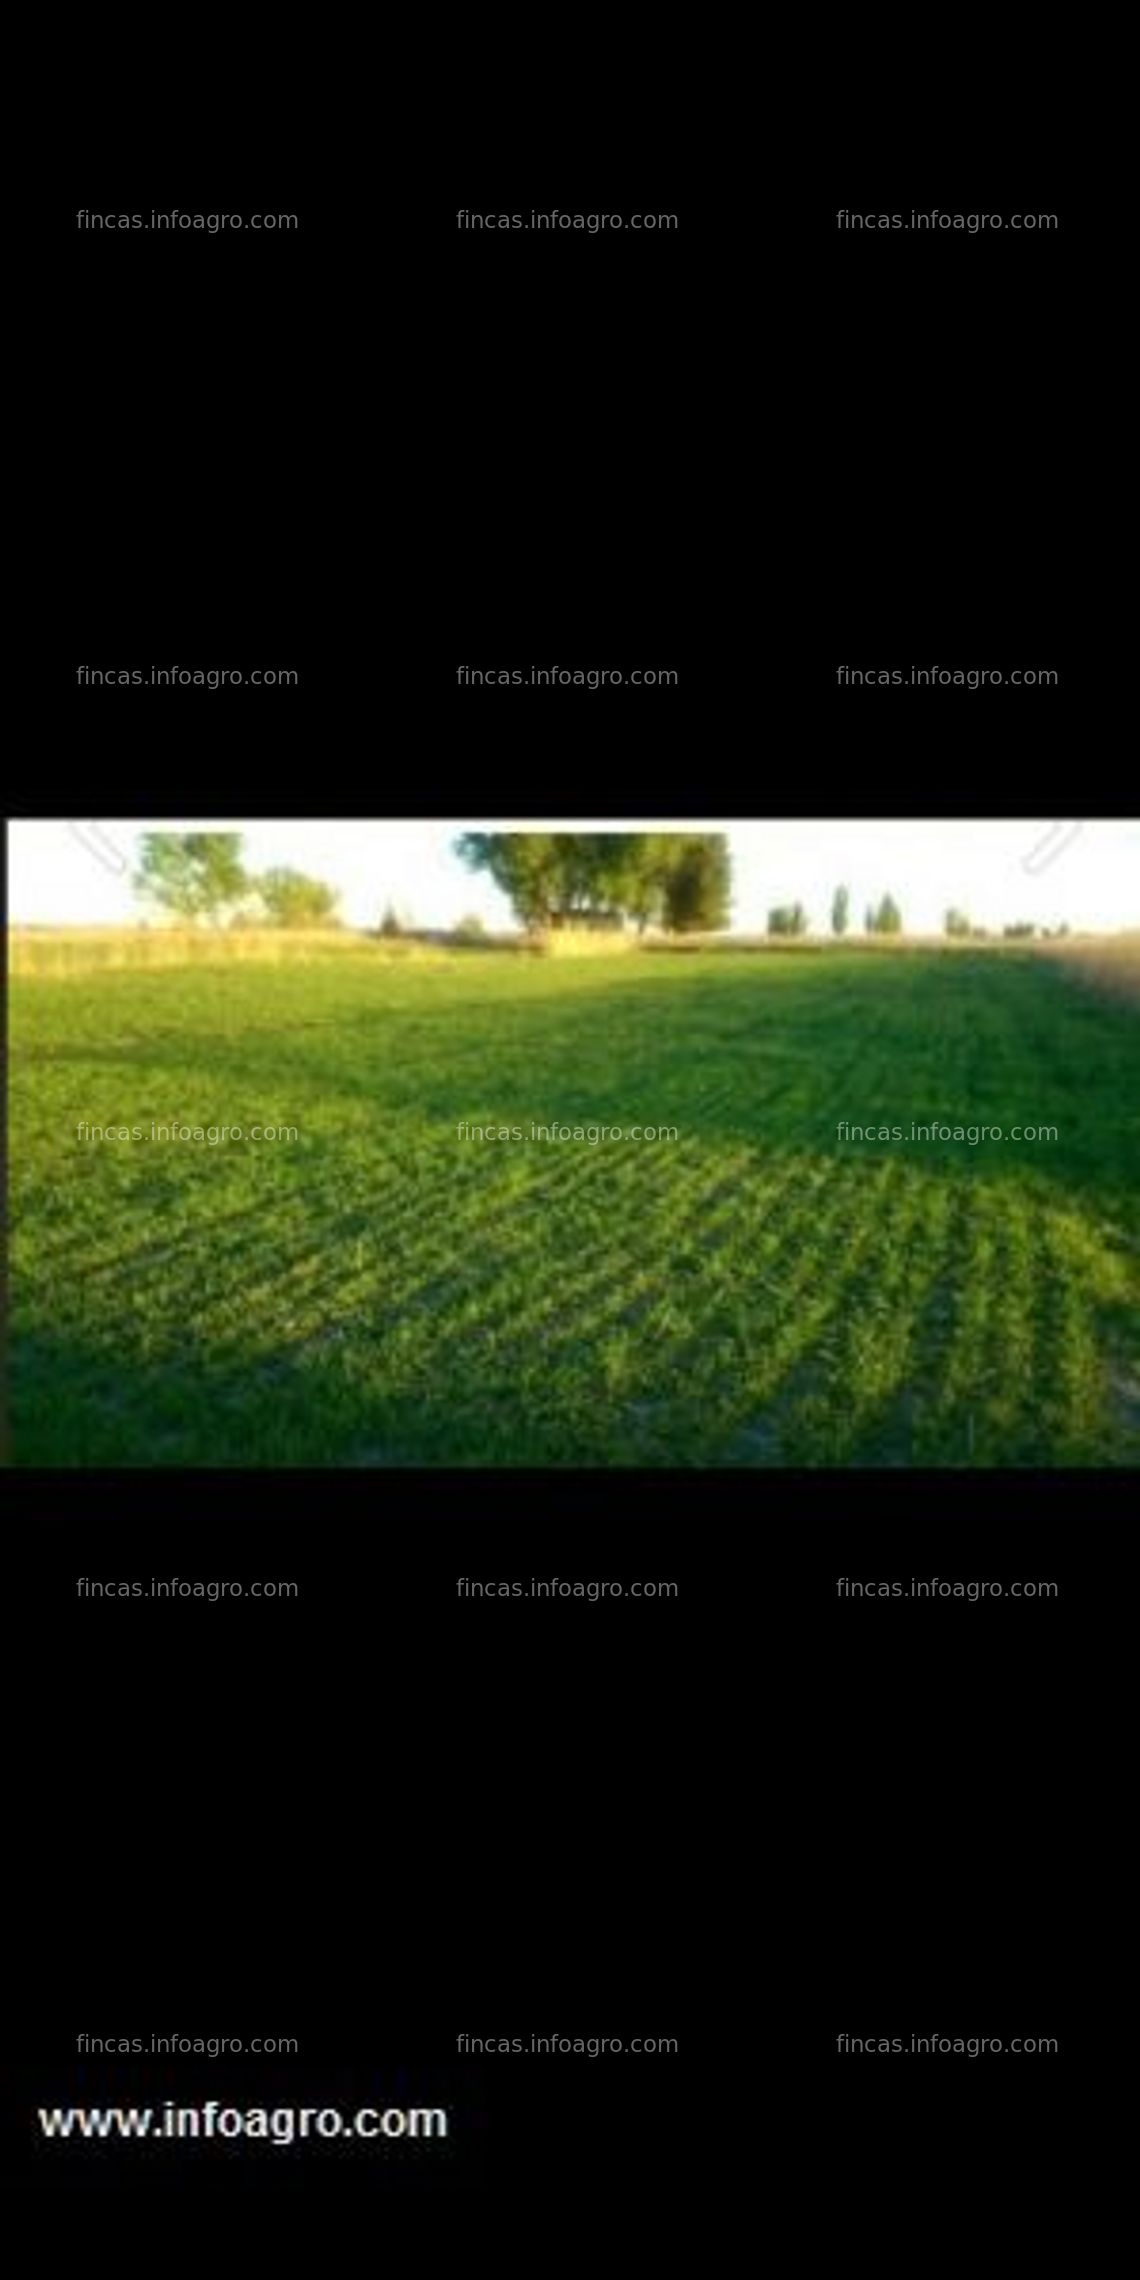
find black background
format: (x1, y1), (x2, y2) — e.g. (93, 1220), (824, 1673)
(448, 197), (690, 681)
(824, 194), (1080, 658)
(4, 1465), (1123, 2206)
(5, 1478), (692, 2204)
(12, 37), (1125, 2225)
(53, 159), (1106, 806)
(62, 187), (347, 718)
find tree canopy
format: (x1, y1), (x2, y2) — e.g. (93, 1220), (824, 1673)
(661, 836), (731, 933)
(867, 894), (903, 935)
(257, 868), (340, 927)
(768, 903), (808, 937)
(455, 833), (731, 933)
(134, 835), (340, 928)
(134, 833), (248, 924)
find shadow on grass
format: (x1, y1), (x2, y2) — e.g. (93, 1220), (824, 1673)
(12, 1235), (1136, 1470)
(12, 954), (1138, 1466)
(21, 952), (1140, 1223)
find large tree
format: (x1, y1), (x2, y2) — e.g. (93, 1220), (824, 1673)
(768, 902), (808, 938)
(455, 832), (731, 934)
(257, 868), (340, 927)
(134, 833), (247, 924)
(455, 834), (563, 928)
(831, 885), (849, 937)
(866, 894), (903, 935)
(660, 836), (731, 934)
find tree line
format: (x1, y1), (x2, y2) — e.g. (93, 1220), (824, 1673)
(133, 836), (340, 927)
(130, 836), (1068, 941)
(131, 832), (735, 934)
(769, 890), (900, 936)
(455, 834), (731, 933)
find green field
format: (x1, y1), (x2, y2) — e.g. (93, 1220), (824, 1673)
(9, 948), (1139, 1465)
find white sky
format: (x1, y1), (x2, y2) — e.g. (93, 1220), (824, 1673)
(6, 819), (1138, 934)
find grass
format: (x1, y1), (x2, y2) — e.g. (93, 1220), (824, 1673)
(9, 946), (1139, 1465)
